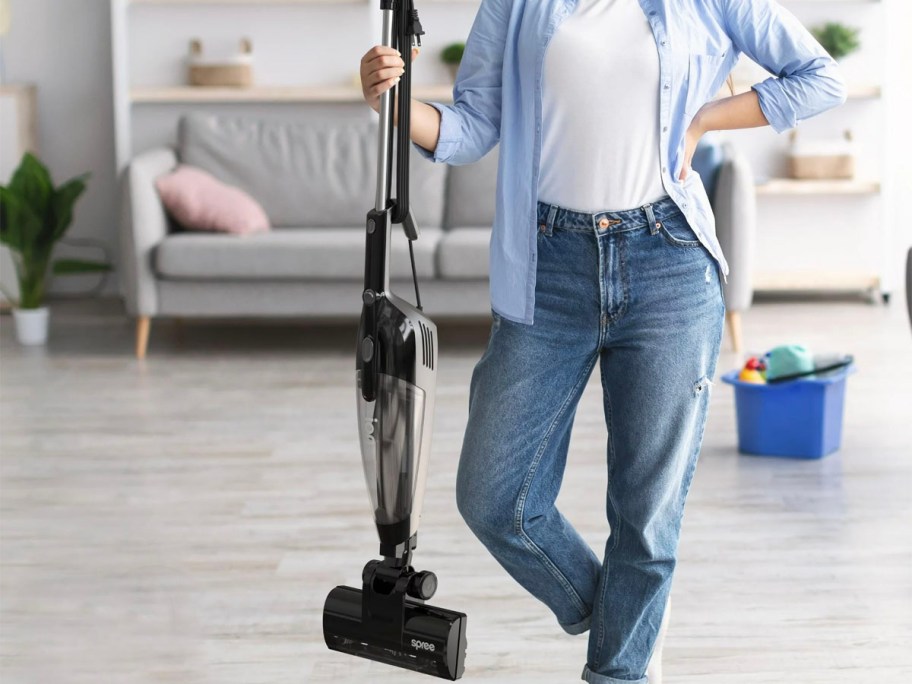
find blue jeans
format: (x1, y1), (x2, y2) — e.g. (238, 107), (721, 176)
(455, 196), (726, 683)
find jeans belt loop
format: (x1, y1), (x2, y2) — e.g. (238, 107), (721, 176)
(644, 203), (659, 235)
(546, 203), (558, 236)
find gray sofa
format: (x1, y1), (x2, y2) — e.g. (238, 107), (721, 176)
(120, 113), (754, 358)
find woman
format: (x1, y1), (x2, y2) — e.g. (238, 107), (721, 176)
(360, 1), (845, 682)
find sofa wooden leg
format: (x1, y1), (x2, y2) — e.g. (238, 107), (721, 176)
(726, 311), (743, 354)
(136, 316), (151, 360)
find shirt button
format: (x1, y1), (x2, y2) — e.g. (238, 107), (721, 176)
(663, 126), (668, 132)
(663, 83), (670, 90)
(662, 167), (667, 174)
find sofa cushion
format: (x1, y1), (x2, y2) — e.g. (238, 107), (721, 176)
(443, 145), (499, 229)
(437, 227), (491, 280)
(155, 165), (270, 235)
(155, 227), (443, 281)
(178, 112), (447, 229)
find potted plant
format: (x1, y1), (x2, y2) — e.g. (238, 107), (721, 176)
(811, 22), (861, 61)
(0, 152), (109, 346)
(441, 42), (465, 82)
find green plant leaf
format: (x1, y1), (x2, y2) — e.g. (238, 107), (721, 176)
(7, 152), (54, 223)
(16, 255), (49, 309)
(52, 258), (112, 275)
(441, 42), (465, 64)
(49, 174), (89, 243)
(0, 185), (43, 255)
(811, 22), (861, 61)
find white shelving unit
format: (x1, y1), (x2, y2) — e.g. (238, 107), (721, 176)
(728, 0), (893, 300)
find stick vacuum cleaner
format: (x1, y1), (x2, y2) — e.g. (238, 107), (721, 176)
(322, 0), (467, 679)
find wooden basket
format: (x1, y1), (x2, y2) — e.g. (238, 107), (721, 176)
(787, 130), (855, 180)
(187, 38), (253, 88)
(787, 155), (855, 180)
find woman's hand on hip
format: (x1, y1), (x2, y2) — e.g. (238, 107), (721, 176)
(678, 91), (771, 181)
(679, 111), (707, 182)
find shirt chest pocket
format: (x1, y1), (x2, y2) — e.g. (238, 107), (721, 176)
(684, 53), (729, 119)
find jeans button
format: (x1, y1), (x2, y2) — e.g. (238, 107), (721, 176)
(539, 223), (546, 233)
(598, 217), (609, 229)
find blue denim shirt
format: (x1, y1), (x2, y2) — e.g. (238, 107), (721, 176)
(413, 0), (847, 324)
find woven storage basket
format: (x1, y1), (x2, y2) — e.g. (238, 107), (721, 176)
(787, 130), (855, 180)
(188, 38), (253, 88)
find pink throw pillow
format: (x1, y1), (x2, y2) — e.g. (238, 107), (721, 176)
(155, 165), (270, 235)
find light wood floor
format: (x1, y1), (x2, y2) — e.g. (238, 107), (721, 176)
(1, 295), (910, 684)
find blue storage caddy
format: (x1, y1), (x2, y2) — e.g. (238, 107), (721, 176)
(721, 364), (856, 459)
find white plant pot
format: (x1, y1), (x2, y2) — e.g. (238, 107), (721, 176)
(13, 306), (50, 346)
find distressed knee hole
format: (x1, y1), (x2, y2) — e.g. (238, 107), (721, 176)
(693, 375), (713, 396)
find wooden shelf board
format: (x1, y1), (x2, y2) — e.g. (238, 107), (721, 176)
(753, 272), (881, 292)
(130, 84), (455, 103)
(755, 179), (881, 196)
(0, 83), (38, 96)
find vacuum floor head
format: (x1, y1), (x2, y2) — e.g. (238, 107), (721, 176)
(323, 584), (467, 680)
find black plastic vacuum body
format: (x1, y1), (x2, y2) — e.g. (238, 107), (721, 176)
(322, 1), (467, 679)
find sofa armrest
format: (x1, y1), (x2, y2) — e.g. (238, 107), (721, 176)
(714, 143), (757, 312)
(119, 148), (177, 317)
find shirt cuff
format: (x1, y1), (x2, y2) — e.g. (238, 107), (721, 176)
(411, 101), (462, 163)
(751, 78), (795, 134)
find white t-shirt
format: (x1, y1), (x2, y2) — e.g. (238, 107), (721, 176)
(537, 0), (667, 213)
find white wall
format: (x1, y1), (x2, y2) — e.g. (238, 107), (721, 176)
(3, 0), (118, 294)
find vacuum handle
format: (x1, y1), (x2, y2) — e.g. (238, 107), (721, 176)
(391, 1), (424, 226)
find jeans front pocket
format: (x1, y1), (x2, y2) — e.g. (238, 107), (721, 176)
(657, 213), (703, 248)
